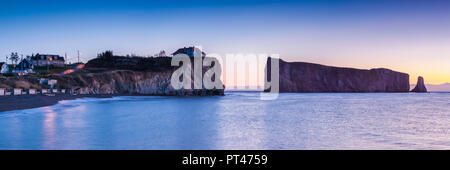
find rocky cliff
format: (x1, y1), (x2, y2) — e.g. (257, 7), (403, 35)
(53, 56), (224, 96)
(411, 76), (427, 93)
(0, 76), (42, 89)
(265, 58), (410, 92)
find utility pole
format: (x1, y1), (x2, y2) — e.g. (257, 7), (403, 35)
(77, 50), (80, 63)
(47, 56), (49, 72)
(20, 54), (23, 71)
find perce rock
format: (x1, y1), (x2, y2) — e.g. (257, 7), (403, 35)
(265, 57), (410, 92)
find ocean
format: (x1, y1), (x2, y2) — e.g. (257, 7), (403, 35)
(1, 92), (449, 150)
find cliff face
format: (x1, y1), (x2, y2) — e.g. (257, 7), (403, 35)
(0, 76), (43, 89)
(266, 58), (410, 92)
(53, 56), (224, 96)
(411, 76), (427, 93)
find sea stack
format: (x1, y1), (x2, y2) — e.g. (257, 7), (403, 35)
(411, 76), (427, 93)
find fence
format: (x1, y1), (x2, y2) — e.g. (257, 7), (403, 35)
(0, 88), (71, 96)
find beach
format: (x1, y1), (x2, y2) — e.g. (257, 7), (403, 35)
(0, 94), (114, 112)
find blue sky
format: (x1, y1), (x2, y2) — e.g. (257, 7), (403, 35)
(1, 0), (450, 83)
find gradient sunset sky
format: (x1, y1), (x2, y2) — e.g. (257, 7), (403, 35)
(1, 0), (449, 84)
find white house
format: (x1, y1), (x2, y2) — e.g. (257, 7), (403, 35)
(30, 54), (65, 67)
(0, 62), (9, 74)
(27, 89), (36, 95)
(13, 88), (22, 95)
(172, 46), (206, 58)
(41, 89), (49, 94)
(40, 79), (58, 88)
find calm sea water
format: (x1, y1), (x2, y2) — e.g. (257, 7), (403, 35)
(1, 92), (450, 150)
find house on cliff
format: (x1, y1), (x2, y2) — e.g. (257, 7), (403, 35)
(12, 59), (34, 75)
(172, 47), (206, 58)
(30, 54), (65, 67)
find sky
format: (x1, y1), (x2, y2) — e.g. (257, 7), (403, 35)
(0, 0), (449, 84)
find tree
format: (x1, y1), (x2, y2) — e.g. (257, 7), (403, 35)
(9, 52), (19, 65)
(159, 50), (166, 57)
(154, 50), (166, 57)
(97, 50), (114, 59)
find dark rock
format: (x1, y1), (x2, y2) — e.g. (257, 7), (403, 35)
(85, 56), (175, 72)
(411, 76), (427, 93)
(265, 58), (410, 92)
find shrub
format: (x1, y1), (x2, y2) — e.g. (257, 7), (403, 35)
(98, 50), (114, 59)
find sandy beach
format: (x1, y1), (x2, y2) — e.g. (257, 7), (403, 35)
(0, 94), (114, 112)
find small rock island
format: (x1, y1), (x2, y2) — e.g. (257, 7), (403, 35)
(411, 76), (427, 93)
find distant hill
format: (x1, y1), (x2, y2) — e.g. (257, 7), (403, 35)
(410, 83), (450, 92)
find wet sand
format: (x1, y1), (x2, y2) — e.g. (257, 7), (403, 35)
(0, 94), (114, 112)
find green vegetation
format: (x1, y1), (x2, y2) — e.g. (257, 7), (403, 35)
(97, 50), (114, 59)
(1, 73), (15, 77)
(9, 52), (19, 65)
(7, 65), (15, 71)
(33, 66), (70, 76)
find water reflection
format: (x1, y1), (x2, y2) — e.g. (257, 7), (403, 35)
(8, 116), (22, 149)
(215, 93), (268, 149)
(42, 107), (57, 149)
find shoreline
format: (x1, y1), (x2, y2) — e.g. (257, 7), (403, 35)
(0, 94), (115, 112)
(2, 92), (447, 112)
(0, 93), (224, 112)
